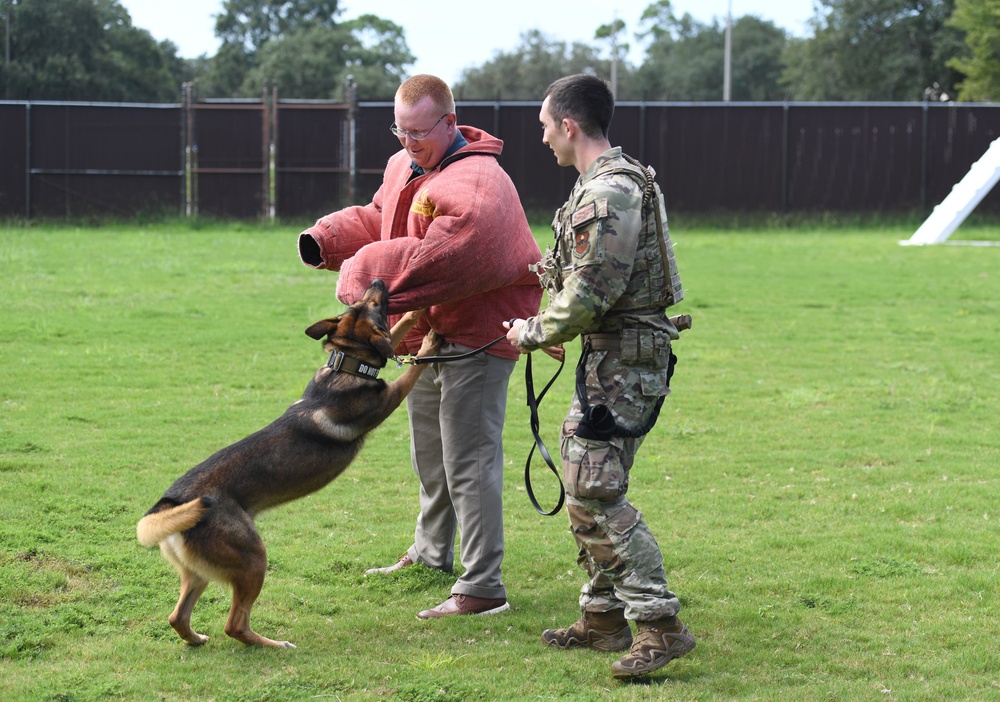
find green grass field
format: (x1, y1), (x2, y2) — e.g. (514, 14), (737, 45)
(1, 220), (998, 701)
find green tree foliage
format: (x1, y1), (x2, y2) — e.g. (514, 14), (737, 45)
(594, 19), (632, 97)
(595, 20), (629, 70)
(781, 0), (963, 100)
(730, 17), (789, 100)
(194, 41), (253, 99)
(637, 12), (724, 100)
(205, 0), (343, 97)
(452, 29), (625, 100)
(948, 0), (1000, 100)
(214, 0), (341, 53)
(595, 18), (628, 57)
(451, 2), (787, 102)
(1, 0), (185, 101)
(634, 1), (787, 101)
(0, 0), (977, 105)
(202, 0), (412, 99)
(337, 15), (414, 100)
(242, 15), (412, 100)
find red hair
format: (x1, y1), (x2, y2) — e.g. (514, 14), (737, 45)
(396, 74), (455, 114)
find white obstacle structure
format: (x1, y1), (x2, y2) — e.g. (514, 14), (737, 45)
(902, 136), (1000, 246)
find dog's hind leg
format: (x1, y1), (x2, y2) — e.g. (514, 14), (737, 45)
(159, 535), (212, 645)
(222, 548), (296, 649)
(168, 570), (211, 646)
(211, 517), (296, 648)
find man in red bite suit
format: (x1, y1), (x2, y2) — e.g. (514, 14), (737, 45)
(298, 74), (542, 619)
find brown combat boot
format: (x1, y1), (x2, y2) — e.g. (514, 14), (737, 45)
(610, 616), (695, 679)
(541, 610), (633, 652)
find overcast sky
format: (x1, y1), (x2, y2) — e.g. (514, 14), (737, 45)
(120, 0), (818, 86)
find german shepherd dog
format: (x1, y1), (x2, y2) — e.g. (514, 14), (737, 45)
(136, 279), (440, 648)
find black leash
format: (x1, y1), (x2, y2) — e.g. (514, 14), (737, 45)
(524, 352), (566, 516)
(394, 335), (507, 366)
(395, 332), (567, 516)
(524, 339), (677, 515)
(522, 317), (688, 516)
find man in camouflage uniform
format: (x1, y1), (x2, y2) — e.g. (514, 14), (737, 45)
(505, 74), (694, 680)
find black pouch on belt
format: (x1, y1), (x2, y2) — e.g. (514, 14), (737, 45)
(575, 403), (617, 441)
(574, 339), (618, 441)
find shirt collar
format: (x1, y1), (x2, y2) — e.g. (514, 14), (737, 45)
(580, 146), (623, 184)
(410, 130), (469, 176)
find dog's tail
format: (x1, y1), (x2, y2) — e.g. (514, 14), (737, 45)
(136, 497), (214, 548)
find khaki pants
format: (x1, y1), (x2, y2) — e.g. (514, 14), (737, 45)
(405, 344), (514, 600)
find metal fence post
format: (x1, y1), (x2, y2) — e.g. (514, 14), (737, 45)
(261, 83), (271, 221)
(638, 101), (646, 163)
(24, 101), (30, 220)
(920, 101), (929, 212)
(183, 82), (197, 218)
(781, 101), (789, 212)
(270, 83), (277, 220)
(348, 77), (357, 206)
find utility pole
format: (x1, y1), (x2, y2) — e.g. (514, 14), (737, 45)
(723, 0), (732, 101)
(610, 11), (618, 100)
(5, 0), (11, 100)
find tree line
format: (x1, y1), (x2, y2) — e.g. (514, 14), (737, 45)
(1, 0), (998, 103)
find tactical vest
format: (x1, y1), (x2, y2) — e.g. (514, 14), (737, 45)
(534, 154), (683, 321)
(602, 154), (683, 314)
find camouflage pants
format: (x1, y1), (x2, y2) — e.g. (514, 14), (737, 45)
(560, 347), (680, 622)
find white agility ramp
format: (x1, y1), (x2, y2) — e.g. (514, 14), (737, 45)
(902, 136), (1000, 246)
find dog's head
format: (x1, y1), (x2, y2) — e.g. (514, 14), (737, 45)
(304, 279), (394, 364)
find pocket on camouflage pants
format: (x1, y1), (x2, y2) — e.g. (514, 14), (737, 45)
(561, 433), (625, 500)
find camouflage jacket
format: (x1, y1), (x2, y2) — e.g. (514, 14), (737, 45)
(518, 147), (682, 353)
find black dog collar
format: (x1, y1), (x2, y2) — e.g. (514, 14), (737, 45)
(326, 350), (381, 379)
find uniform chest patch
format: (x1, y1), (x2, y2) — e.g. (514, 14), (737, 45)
(570, 198), (608, 229)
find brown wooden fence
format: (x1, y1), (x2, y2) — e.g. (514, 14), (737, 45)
(1, 95), (998, 221)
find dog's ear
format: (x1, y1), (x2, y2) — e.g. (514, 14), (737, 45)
(305, 317), (340, 340)
(372, 329), (395, 359)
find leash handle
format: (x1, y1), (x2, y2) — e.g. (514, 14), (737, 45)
(524, 351), (566, 516)
(395, 335), (508, 366)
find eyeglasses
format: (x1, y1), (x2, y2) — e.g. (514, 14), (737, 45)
(390, 114), (449, 141)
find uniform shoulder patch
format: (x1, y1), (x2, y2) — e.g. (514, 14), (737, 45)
(570, 199), (608, 229)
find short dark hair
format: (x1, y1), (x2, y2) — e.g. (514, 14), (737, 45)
(544, 74), (614, 139)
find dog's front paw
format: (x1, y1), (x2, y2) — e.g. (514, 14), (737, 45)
(389, 308), (429, 348)
(398, 308), (426, 326)
(417, 330), (443, 357)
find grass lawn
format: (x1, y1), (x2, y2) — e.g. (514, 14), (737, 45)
(1, 220), (998, 701)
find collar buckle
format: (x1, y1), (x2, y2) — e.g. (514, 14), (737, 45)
(327, 350), (345, 371)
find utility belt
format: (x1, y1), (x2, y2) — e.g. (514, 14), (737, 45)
(575, 314), (691, 442)
(580, 333), (621, 351)
(580, 314), (691, 360)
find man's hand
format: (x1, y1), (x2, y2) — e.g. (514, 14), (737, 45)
(417, 330), (443, 358)
(540, 344), (566, 362)
(503, 319), (565, 362)
(503, 318), (526, 354)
